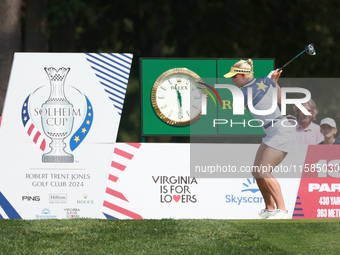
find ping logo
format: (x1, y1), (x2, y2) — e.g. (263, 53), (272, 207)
(22, 196), (40, 201)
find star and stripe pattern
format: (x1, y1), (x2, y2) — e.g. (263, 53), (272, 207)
(0, 192), (21, 219)
(69, 95), (93, 151)
(21, 95), (47, 151)
(242, 77), (275, 110)
(102, 143), (143, 219)
(85, 53), (133, 115)
(292, 193), (304, 218)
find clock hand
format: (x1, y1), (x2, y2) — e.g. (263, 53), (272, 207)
(177, 91), (182, 107)
(175, 84), (182, 107)
(175, 84), (183, 118)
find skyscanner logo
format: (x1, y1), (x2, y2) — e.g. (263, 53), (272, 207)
(241, 178), (260, 193)
(225, 178), (264, 205)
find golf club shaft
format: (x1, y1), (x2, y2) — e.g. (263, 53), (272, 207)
(278, 49), (307, 71)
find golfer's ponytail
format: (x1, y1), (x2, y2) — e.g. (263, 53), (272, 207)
(246, 59), (253, 72)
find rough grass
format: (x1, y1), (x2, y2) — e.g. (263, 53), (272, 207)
(0, 219), (339, 254)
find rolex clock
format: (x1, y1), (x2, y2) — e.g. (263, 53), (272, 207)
(151, 68), (207, 126)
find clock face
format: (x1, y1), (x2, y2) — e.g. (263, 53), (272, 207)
(151, 68), (207, 126)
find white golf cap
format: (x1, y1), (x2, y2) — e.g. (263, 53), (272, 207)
(320, 117), (337, 128)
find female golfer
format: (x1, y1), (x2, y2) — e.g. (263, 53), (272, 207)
(224, 59), (296, 219)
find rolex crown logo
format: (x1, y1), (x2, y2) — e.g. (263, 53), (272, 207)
(176, 76), (182, 84)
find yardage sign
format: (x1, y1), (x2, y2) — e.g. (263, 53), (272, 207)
(0, 53), (133, 219)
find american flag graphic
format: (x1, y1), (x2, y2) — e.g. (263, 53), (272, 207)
(292, 194), (305, 218)
(69, 95), (93, 151)
(102, 143), (143, 219)
(85, 53), (133, 115)
(21, 95), (47, 151)
(0, 192), (21, 219)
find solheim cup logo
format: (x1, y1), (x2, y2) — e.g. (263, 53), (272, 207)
(21, 67), (94, 163)
(41, 67), (74, 163)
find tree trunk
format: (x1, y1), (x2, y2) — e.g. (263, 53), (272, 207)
(0, 0), (22, 114)
(50, 16), (76, 52)
(24, 0), (48, 51)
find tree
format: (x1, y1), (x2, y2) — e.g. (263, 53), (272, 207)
(1, 0), (340, 139)
(0, 0), (22, 114)
(24, 0), (48, 51)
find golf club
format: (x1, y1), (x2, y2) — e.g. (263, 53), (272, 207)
(278, 43), (316, 71)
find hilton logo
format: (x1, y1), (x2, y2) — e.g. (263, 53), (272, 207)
(49, 193), (67, 204)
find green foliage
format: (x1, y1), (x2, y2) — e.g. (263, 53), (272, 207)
(22, 0), (340, 141)
(47, 0), (87, 25)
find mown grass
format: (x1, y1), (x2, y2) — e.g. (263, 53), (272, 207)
(0, 219), (339, 254)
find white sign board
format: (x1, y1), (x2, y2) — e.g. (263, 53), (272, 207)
(102, 143), (307, 219)
(0, 53), (133, 219)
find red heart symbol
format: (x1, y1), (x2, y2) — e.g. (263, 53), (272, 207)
(173, 195), (181, 202)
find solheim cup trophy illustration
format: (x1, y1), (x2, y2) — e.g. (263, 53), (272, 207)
(41, 67), (74, 163)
